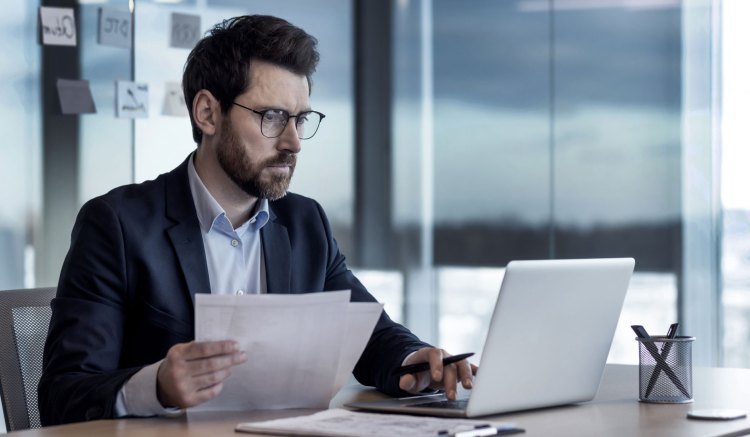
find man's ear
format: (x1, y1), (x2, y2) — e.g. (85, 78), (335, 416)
(192, 90), (221, 138)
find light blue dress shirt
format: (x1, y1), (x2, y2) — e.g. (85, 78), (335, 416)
(187, 155), (270, 296)
(114, 154), (270, 416)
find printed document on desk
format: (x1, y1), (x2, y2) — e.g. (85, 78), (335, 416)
(191, 290), (383, 412)
(236, 408), (523, 437)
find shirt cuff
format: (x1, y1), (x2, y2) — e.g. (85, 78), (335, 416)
(114, 360), (182, 417)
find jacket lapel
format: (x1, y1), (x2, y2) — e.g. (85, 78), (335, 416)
(165, 156), (211, 302)
(261, 207), (291, 294)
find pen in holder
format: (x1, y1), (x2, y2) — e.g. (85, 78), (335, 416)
(636, 335), (695, 403)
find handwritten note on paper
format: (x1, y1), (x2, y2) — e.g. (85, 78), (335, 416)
(162, 81), (188, 117)
(98, 8), (131, 48)
(39, 7), (77, 46)
(116, 81), (148, 118)
(56, 79), (96, 114)
(170, 13), (201, 49)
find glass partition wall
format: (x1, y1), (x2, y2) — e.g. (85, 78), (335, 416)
(0, 0), (733, 378)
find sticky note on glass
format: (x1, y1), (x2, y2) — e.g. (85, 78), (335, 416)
(98, 8), (132, 48)
(39, 7), (77, 46)
(170, 13), (201, 49)
(162, 81), (188, 117)
(116, 81), (148, 118)
(56, 79), (96, 114)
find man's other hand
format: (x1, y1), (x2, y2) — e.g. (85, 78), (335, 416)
(398, 347), (477, 400)
(156, 340), (247, 409)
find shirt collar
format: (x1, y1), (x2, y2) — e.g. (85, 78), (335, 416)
(187, 153), (270, 234)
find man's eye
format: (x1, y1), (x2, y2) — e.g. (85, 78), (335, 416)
(263, 110), (287, 123)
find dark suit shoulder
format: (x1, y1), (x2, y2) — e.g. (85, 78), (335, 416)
(92, 169), (169, 208)
(81, 160), (188, 224)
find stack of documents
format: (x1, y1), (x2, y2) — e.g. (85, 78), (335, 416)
(236, 409), (522, 437)
(191, 290), (383, 412)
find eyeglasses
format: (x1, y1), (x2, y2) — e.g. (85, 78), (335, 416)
(232, 102), (325, 140)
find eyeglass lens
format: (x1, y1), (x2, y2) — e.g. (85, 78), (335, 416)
(261, 110), (322, 140)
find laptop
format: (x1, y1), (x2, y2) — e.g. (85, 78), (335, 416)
(347, 258), (635, 417)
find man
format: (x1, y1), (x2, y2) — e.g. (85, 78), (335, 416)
(39, 15), (474, 425)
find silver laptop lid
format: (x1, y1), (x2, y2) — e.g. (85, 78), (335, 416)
(466, 258), (634, 417)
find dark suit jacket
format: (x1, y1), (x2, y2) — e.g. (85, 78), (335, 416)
(39, 156), (428, 425)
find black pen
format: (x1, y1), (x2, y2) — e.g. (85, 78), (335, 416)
(392, 352), (474, 377)
(631, 325), (690, 398)
(644, 323), (678, 398)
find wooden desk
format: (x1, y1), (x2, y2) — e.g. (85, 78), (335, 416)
(12, 365), (750, 437)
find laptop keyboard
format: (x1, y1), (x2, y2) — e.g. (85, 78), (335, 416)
(408, 399), (469, 409)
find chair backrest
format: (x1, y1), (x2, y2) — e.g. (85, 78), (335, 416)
(0, 287), (56, 431)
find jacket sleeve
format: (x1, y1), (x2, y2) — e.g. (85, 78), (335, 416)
(39, 197), (141, 425)
(313, 201), (431, 396)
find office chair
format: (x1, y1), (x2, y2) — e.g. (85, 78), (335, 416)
(0, 287), (56, 431)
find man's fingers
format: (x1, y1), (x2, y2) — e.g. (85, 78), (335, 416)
(188, 351), (247, 375)
(158, 340), (246, 409)
(457, 359), (474, 389)
(428, 349), (445, 381)
(182, 381), (225, 408)
(192, 368), (233, 390)
(441, 360), (458, 400)
(182, 340), (241, 360)
(401, 348), (479, 397)
(399, 373), (418, 392)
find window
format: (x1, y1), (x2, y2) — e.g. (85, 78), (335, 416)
(390, 0), (695, 364)
(722, 0), (750, 367)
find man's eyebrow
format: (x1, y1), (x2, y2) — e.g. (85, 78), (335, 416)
(255, 105), (313, 113)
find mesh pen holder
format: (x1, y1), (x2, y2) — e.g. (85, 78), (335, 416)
(637, 336), (695, 403)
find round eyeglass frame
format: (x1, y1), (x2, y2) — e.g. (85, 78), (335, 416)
(232, 102), (326, 140)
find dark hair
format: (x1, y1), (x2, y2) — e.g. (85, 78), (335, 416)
(182, 15), (319, 144)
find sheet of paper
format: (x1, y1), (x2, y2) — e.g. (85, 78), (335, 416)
(193, 290), (378, 412)
(56, 79), (96, 114)
(162, 81), (188, 117)
(330, 302), (383, 397)
(170, 12), (201, 49)
(236, 408), (520, 437)
(39, 7), (77, 46)
(116, 81), (148, 118)
(98, 8), (131, 48)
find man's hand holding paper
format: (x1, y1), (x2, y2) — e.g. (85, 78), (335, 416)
(156, 340), (247, 409)
(190, 290), (383, 412)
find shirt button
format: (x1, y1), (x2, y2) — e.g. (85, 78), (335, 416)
(236, 289), (244, 295)
(231, 239), (239, 247)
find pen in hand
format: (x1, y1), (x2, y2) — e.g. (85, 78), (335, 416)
(392, 352), (474, 377)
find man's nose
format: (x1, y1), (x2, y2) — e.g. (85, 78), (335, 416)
(277, 121), (302, 154)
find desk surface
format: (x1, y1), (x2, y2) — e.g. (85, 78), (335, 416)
(12, 365), (750, 437)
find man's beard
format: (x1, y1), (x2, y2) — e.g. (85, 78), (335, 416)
(216, 118), (296, 201)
